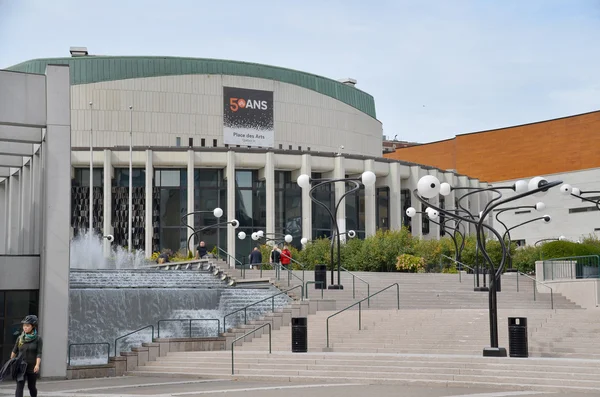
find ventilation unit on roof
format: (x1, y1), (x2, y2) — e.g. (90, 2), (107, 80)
(69, 47), (89, 57)
(338, 78), (357, 86)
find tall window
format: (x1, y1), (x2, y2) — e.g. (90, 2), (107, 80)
(275, 171), (302, 249)
(346, 184), (365, 239)
(71, 168), (104, 237)
(376, 187), (390, 231)
(155, 169), (187, 253)
(421, 200), (430, 235)
(112, 169), (146, 250)
(193, 169), (228, 254)
(0, 291), (38, 363)
(235, 170), (266, 261)
(401, 189), (412, 232)
(311, 172), (335, 239)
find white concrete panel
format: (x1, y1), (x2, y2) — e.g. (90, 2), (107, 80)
(20, 164), (31, 253)
(145, 150), (153, 257)
(187, 149), (195, 252)
(7, 171), (21, 253)
(0, 125), (43, 143)
(0, 71), (47, 126)
(300, 154), (312, 241)
(0, 256), (40, 289)
(0, 181), (6, 253)
(364, 159), (377, 237)
(103, 150), (113, 257)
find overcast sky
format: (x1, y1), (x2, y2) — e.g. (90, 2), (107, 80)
(1, 0), (598, 143)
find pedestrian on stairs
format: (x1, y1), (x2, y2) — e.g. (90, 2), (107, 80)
(270, 246), (281, 269)
(281, 246), (292, 268)
(249, 246), (262, 269)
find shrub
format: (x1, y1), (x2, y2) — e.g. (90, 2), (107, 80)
(540, 241), (600, 260)
(512, 245), (541, 274)
(396, 254), (425, 273)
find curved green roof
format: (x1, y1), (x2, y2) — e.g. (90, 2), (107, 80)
(7, 56), (376, 118)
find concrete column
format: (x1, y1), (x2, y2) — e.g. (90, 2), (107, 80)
(443, 172), (457, 234)
(32, 145), (42, 255)
(300, 154), (312, 241)
(103, 150), (112, 258)
(20, 163), (32, 253)
(145, 150), (153, 257)
(264, 151), (275, 237)
(39, 64), (71, 378)
(333, 156), (346, 239)
(363, 159), (376, 237)
(457, 176), (471, 234)
(470, 178), (481, 236)
(226, 150), (236, 265)
(389, 163), (402, 231)
(7, 170), (21, 254)
(187, 149), (195, 253)
(427, 170), (440, 241)
(408, 166), (422, 238)
(0, 180), (6, 253)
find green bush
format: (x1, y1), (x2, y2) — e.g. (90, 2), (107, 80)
(396, 254), (425, 273)
(539, 241), (600, 260)
(512, 245), (541, 273)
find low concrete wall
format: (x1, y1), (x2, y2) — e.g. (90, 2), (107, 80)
(66, 337), (226, 379)
(535, 261), (599, 309)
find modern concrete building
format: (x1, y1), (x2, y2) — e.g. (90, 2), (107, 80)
(385, 110), (600, 245)
(0, 66), (72, 377)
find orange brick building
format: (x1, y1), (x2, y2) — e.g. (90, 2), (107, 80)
(384, 111), (600, 182)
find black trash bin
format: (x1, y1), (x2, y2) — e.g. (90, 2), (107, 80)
(291, 317), (308, 353)
(508, 317), (528, 358)
(314, 264), (327, 290)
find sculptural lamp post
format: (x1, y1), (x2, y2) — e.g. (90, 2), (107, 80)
(181, 207), (224, 254)
(413, 174), (562, 357)
(297, 171), (376, 289)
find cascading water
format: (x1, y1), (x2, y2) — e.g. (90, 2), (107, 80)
(70, 230), (149, 269)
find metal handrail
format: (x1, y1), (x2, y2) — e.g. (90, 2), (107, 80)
(222, 285), (302, 333)
(304, 281), (324, 299)
(114, 325), (154, 357)
(326, 283), (400, 348)
(277, 253), (306, 284)
(157, 318), (220, 338)
(516, 271), (554, 309)
(542, 255), (600, 280)
(340, 266), (370, 306)
(273, 262), (305, 287)
(217, 247), (243, 268)
(441, 254), (476, 287)
(231, 322), (271, 375)
(68, 342), (110, 366)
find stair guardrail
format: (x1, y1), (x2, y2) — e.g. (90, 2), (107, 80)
(326, 283), (400, 348)
(222, 285), (303, 333)
(340, 266), (370, 306)
(516, 271), (554, 309)
(304, 281), (324, 299)
(273, 262), (305, 287)
(231, 322), (271, 375)
(114, 325), (154, 357)
(279, 254), (306, 283)
(542, 255), (600, 280)
(157, 318), (220, 338)
(68, 342), (110, 366)
(217, 247), (243, 271)
(440, 254), (476, 288)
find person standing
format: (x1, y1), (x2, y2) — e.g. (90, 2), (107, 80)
(195, 241), (208, 259)
(11, 315), (42, 397)
(281, 246), (292, 268)
(270, 246), (281, 268)
(249, 246), (262, 269)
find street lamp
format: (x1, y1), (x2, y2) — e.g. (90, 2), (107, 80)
(297, 171), (376, 289)
(181, 207), (224, 254)
(412, 174), (562, 357)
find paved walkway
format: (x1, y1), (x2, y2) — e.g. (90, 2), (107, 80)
(0, 376), (586, 397)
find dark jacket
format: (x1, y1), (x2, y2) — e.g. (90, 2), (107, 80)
(12, 335), (43, 370)
(249, 250), (262, 264)
(197, 245), (208, 258)
(0, 355), (27, 382)
(270, 249), (281, 263)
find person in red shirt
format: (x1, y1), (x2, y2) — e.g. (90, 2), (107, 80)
(281, 246), (292, 268)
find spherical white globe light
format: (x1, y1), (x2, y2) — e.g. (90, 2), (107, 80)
(417, 175), (441, 199)
(560, 184), (572, 196)
(406, 207), (417, 217)
(237, 231), (246, 240)
(514, 180), (528, 194)
(535, 202), (546, 211)
(479, 211), (484, 219)
(213, 207), (223, 218)
(300, 237), (308, 245)
(284, 234), (293, 243)
(230, 219), (239, 229)
(543, 215), (552, 223)
(361, 171), (376, 187)
(571, 187), (581, 197)
(439, 182), (452, 196)
(425, 207), (433, 214)
(347, 230), (356, 238)
(559, 235), (566, 241)
(428, 210), (439, 220)
(297, 174), (310, 189)
(251, 232), (259, 241)
(257, 230), (265, 238)
(528, 176), (549, 197)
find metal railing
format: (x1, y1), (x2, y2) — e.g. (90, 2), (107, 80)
(231, 322), (271, 375)
(114, 325), (154, 357)
(326, 283), (399, 348)
(273, 262), (305, 287)
(340, 266), (370, 306)
(440, 254), (476, 288)
(68, 342), (110, 366)
(516, 271), (554, 309)
(542, 255), (600, 281)
(222, 285), (302, 333)
(217, 247), (244, 270)
(157, 318), (221, 338)
(304, 281), (324, 299)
